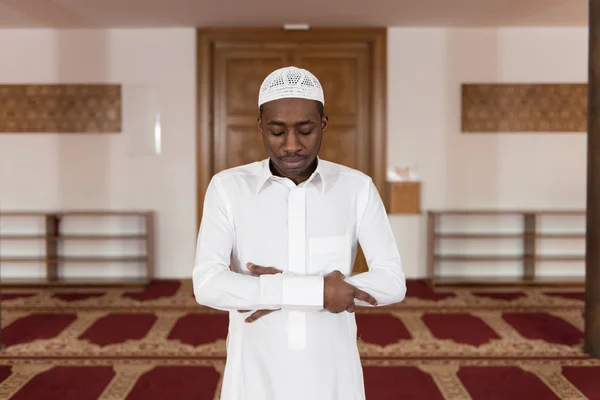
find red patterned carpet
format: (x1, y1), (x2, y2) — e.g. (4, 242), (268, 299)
(0, 279), (597, 399)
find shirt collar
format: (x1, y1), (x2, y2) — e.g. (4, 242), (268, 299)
(256, 157), (326, 195)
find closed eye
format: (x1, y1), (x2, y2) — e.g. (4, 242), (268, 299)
(299, 130), (312, 135)
(271, 131), (284, 136)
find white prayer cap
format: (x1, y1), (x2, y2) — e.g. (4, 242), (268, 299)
(258, 66), (325, 107)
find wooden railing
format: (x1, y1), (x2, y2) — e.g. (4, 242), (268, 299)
(427, 210), (586, 286)
(0, 210), (154, 287)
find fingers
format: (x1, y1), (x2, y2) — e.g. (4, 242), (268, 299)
(354, 288), (378, 307)
(245, 309), (278, 323)
(325, 270), (345, 279)
(247, 262), (282, 276)
(346, 300), (356, 313)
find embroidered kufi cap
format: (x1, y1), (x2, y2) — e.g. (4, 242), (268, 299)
(258, 66), (324, 107)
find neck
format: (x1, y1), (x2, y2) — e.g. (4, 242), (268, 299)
(270, 158), (318, 185)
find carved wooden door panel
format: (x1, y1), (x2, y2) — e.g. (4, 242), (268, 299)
(213, 48), (289, 171)
(211, 42), (372, 273)
(292, 45), (371, 175)
(292, 45), (371, 273)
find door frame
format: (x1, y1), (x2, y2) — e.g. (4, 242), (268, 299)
(196, 28), (388, 227)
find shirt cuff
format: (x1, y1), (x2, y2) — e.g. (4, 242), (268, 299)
(281, 274), (324, 311)
(259, 273), (283, 309)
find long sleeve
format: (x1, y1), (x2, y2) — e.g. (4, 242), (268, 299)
(345, 178), (407, 307)
(193, 176), (324, 312)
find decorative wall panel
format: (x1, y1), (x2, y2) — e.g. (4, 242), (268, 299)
(461, 83), (587, 133)
(0, 84), (121, 133)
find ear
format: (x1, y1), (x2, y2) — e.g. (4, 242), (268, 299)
(321, 114), (329, 131)
(257, 117), (263, 131)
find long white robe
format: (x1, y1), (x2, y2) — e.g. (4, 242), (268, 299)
(193, 158), (406, 400)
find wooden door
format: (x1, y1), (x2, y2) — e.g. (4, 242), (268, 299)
(213, 48), (288, 169)
(198, 29), (387, 273)
(212, 45), (371, 176)
(292, 45), (370, 175)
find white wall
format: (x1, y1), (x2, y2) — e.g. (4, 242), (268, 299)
(387, 27), (588, 279)
(0, 27), (588, 281)
(0, 29), (196, 280)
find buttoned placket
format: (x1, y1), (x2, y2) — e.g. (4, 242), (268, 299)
(287, 184), (307, 350)
(270, 172), (320, 350)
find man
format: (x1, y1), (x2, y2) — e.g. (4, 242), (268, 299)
(193, 66), (406, 400)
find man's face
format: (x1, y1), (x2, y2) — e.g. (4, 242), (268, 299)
(258, 98), (328, 183)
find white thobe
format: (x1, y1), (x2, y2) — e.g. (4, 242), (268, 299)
(193, 158), (406, 400)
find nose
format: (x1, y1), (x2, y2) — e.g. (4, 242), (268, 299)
(283, 131), (301, 154)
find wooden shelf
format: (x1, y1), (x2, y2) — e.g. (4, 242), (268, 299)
(436, 233), (525, 239)
(0, 257), (46, 263)
(427, 210), (586, 287)
(427, 209), (585, 215)
(0, 211), (155, 287)
(433, 275), (584, 287)
(0, 234), (147, 241)
(52, 257), (148, 263)
(0, 235), (47, 240)
(435, 255), (525, 262)
(0, 210), (153, 216)
(0, 277), (150, 288)
(435, 255), (585, 262)
(55, 235), (148, 240)
(532, 275), (585, 285)
(536, 234), (586, 239)
(434, 232), (586, 240)
(536, 255), (585, 262)
(432, 276), (534, 286)
(0, 257), (147, 263)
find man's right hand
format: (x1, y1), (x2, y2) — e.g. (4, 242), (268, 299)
(324, 270), (378, 313)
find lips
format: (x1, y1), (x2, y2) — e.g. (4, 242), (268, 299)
(280, 158), (305, 168)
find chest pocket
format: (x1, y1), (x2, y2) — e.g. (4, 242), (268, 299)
(308, 234), (352, 276)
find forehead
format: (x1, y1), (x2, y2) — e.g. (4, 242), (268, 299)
(261, 98), (321, 121)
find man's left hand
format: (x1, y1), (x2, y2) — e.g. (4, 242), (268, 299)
(246, 262), (281, 276)
(239, 262), (281, 322)
(239, 309), (279, 322)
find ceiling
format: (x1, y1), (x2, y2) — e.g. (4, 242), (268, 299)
(0, 0), (588, 28)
